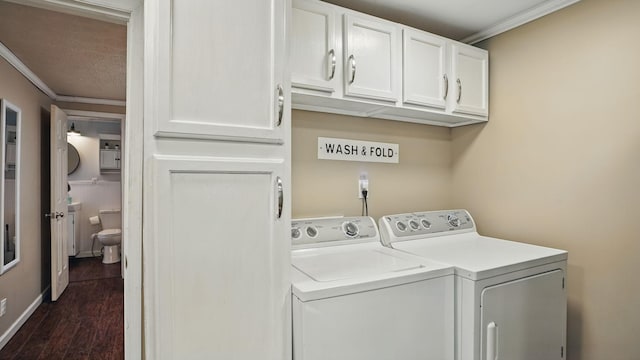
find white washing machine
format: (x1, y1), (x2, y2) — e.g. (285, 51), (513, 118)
(291, 216), (455, 360)
(379, 210), (568, 360)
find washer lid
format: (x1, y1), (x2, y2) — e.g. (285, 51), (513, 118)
(291, 243), (454, 301)
(294, 248), (423, 282)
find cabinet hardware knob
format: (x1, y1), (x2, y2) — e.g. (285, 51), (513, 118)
(348, 55), (356, 84)
(328, 49), (336, 80)
(443, 74), (449, 100)
(276, 177), (283, 219)
(276, 84), (284, 127)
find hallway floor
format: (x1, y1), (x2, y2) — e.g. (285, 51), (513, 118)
(0, 257), (123, 360)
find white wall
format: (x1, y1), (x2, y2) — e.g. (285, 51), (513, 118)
(67, 119), (121, 257)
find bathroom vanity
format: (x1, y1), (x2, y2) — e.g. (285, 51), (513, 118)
(67, 202), (82, 257)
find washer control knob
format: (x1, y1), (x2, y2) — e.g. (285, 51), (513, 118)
(396, 221), (407, 232)
(421, 219), (432, 229)
(291, 227), (301, 239)
(409, 220), (420, 230)
(306, 226), (318, 238)
(342, 221), (359, 238)
(447, 214), (460, 228)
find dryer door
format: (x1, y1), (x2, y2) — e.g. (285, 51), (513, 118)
(480, 269), (566, 360)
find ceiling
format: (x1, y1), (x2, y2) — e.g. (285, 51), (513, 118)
(0, 0), (577, 104)
(325, 0), (578, 42)
(0, 1), (126, 101)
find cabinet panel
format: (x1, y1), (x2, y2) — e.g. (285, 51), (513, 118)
(291, 0), (338, 93)
(149, 156), (290, 359)
(451, 43), (489, 117)
(344, 14), (400, 102)
(403, 28), (448, 109)
(480, 270), (566, 360)
(100, 149), (121, 171)
(152, 0), (287, 143)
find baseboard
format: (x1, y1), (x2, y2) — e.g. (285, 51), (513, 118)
(0, 293), (43, 350)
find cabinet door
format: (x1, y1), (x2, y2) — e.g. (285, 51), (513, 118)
(291, 0), (338, 93)
(403, 28), (448, 110)
(480, 270), (566, 360)
(451, 43), (489, 117)
(100, 150), (119, 170)
(149, 157), (290, 360)
(344, 13), (400, 102)
(150, 0), (287, 143)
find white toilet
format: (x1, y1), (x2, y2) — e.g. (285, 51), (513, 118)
(97, 209), (122, 264)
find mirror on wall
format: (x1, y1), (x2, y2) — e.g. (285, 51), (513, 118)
(1, 99), (21, 274)
(68, 143), (80, 175)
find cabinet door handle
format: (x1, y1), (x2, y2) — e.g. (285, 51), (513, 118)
(486, 322), (498, 360)
(328, 49), (336, 80)
(348, 55), (356, 84)
(443, 74), (449, 100)
(276, 84), (284, 127)
(276, 177), (283, 219)
(457, 78), (462, 103)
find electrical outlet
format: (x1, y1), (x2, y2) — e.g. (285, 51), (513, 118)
(358, 173), (369, 198)
(0, 298), (6, 317)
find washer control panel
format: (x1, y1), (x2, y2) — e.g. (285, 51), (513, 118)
(291, 216), (379, 247)
(379, 209), (475, 245)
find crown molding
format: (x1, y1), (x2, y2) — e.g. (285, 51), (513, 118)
(0, 41), (126, 107)
(0, 41), (57, 98)
(462, 0), (581, 44)
(64, 109), (125, 121)
(56, 95), (126, 107)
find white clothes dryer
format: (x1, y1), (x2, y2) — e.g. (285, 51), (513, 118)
(379, 210), (568, 360)
(291, 216), (455, 360)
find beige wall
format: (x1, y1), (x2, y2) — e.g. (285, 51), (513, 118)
(0, 58), (51, 336)
(451, 0), (640, 359)
(292, 110), (452, 220)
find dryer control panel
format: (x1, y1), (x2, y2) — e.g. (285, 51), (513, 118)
(291, 216), (379, 248)
(379, 210), (476, 246)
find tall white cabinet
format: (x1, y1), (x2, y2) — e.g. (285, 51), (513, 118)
(144, 1), (291, 359)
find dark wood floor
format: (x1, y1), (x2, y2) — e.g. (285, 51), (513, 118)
(0, 257), (123, 360)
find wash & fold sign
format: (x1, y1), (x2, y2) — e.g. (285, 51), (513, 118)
(317, 137), (399, 164)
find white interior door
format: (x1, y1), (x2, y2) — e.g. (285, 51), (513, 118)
(481, 270), (566, 360)
(50, 105), (69, 301)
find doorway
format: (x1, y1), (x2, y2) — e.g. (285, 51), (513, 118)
(0, 1), (143, 358)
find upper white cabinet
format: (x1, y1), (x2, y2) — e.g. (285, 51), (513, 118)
(343, 13), (400, 102)
(290, 0), (489, 127)
(402, 28), (448, 110)
(291, 0), (339, 94)
(450, 43), (489, 117)
(152, 0), (287, 143)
